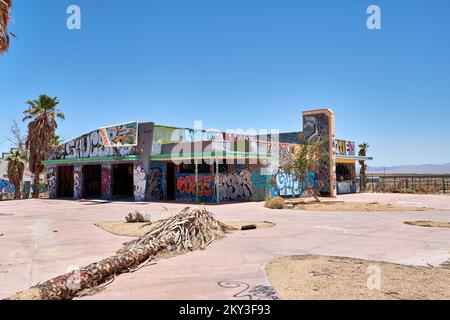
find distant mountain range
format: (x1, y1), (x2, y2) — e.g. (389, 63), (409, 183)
(366, 163), (450, 174)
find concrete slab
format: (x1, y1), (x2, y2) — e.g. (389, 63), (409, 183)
(0, 194), (449, 300)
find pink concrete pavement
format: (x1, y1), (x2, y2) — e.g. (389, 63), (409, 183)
(1, 194), (450, 300)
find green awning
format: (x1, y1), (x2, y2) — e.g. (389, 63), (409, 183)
(42, 155), (140, 165)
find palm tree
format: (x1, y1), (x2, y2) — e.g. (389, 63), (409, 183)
(0, 0), (12, 55)
(23, 95), (65, 198)
(6, 150), (26, 200)
(358, 143), (370, 192)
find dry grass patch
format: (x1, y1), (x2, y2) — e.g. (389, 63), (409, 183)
(266, 255), (450, 300)
(293, 201), (432, 212)
(404, 221), (450, 228)
(265, 197), (286, 209)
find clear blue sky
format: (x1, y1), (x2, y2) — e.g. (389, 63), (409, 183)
(1, 0), (449, 166)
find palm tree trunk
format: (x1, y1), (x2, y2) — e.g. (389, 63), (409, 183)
(33, 174), (40, 199)
(6, 207), (230, 300)
(14, 181), (21, 200)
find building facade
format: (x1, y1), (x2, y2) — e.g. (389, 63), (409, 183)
(42, 109), (372, 203)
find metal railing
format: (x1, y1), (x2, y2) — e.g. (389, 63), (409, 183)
(356, 174), (449, 194)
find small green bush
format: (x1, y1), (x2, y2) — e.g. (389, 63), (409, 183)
(265, 197), (286, 209)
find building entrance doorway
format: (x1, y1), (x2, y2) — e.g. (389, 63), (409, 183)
(112, 163), (134, 199)
(83, 165), (102, 198)
(57, 166), (73, 198)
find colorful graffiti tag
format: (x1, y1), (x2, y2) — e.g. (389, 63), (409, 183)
(73, 165), (82, 199)
(218, 170), (253, 202)
(336, 139), (347, 156)
(0, 179), (15, 194)
(176, 174), (215, 202)
(99, 122), (138, 147)
(54, 129), (135, 160)
(271, 170), (318, 198)
(147, 166), (164, 200)
(47, 166), (57, 199)
(133, 162), (146, 202)
(346, 141), (356, 156)
(251, 170), (271, 201)
(101, 164), (112, 199)
(337, 181), (356, 194)
(303, 112), (332, 195)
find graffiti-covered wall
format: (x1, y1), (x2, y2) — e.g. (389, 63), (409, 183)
(176, 174), (215, 202)
(133, 161), (146, 202)
(302, 109), (336, 197)
(270, 170), (318, 198)
(47, 166), (57, 199)
(0, 179), (15, 195)
(218, 170), (253, 202)
(101, 164), (112, 199)
(53, 128), (136, 160)
(73, 165), (82, 199)
(146, 163), (164, 201)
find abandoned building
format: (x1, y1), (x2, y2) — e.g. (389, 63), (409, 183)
(42, 109), (373, 203)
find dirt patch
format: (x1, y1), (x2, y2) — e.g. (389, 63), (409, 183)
(95, 220), (274, 237)
(291, 201), (432, 212)
(404, 221), (450, 228)
(266, 255), (450, 300)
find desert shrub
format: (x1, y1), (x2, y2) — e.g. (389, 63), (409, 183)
(400, 188), (416, 194)
(265, 197), (286, 209)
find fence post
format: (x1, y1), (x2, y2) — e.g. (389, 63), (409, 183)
(443, 177), (446, 194)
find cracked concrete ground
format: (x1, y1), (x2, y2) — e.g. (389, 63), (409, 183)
(0, 193), (449, 300)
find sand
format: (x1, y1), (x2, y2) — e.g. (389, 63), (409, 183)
(404, 221), (450, 228)
(95, 220), (274, 238)
(290, 201), (433, 212)
(266, 255), (450, 300)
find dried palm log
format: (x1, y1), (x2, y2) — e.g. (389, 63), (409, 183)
(7, 207), (231, 300)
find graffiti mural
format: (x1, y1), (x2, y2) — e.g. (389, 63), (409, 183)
(336, 139), (347, 156)
(73, 165), (82, 199)
(0, 179), (15, 194)
(101, 164), (112, 199)
(346, 141), (356, 156)
(176, 174), (215, 202)
(53, 129), (135, 160)
(133, 162), (146, 201)
(273, 171), (301, 197)
(218, 281), (280, 300)
(47, 166), (57, 199)
(303, 112), (333, 195)
(218, 170), (253, 202)
(99, 122), (138, 147)
(251, 170), (271, 201)
(271, 170), (318, 198)
(337, 181), (356, 194)
(147, 165), (164, 200)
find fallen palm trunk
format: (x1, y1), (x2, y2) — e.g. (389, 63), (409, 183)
(7, 207), (231, 300)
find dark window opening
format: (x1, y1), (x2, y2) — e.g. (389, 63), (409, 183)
(336, 163), (355, 181)
(83, 165), (102, 199)
(166, 162), (176, 200)
(112, 163), (134, 199)
(57, 166), (74, 198)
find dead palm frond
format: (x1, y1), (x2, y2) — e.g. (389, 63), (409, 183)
(0, 0), (13, 55)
